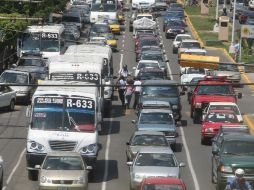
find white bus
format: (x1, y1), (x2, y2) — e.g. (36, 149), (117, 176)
(17, 24), (66, 58)
(26, 80), (101, 180)
(47, 54), (113, 117)
(90, 0), (118, 23)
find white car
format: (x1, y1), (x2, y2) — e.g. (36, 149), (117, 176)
(133, 60), (160, 77)
(0, 84), (16, 111)
(178, 39), (203, 59)
(183, 48), (207, 55)
(172, 34), (192, 54)
(202, 102), (243, 123)
(180, 67), (206, 88)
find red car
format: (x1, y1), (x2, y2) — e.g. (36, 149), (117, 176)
(139, 177), (187, 190)
(190, 76), (242, 124)
(201, 110), (241, 144)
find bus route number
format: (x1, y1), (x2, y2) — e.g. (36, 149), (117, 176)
(66, 99), (94, 109)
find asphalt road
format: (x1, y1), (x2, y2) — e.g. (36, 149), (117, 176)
(1, 9), (254, 190)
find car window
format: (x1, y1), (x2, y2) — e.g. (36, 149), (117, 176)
(131, 135), (168, 146)
(142, 86), (179, 97)
(186, 68), (205, 74)
(222, 140), (254, 155)
(135, 153), (176, 167)
(137, 63), (159, 69)
(181, 42), (201, 49)
(0, 72), (28, 84)
(140, 112), (174, 124)
(206, 112), (238, 123)
(209, 105), (240, 115)
(197, 85), (232, 95)
(43, 156), (84, 170)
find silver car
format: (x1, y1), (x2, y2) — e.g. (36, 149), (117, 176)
(126, 131), (169, 161)
(127, 147), (185, 190)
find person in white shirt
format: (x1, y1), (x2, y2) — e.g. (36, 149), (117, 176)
(133, 76), (142, 109)
(118, 64), (129, 78)
(117, 75), (126, 106)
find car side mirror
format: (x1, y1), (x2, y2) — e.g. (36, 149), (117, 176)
(86, 166), (93, 170)
(26, 105), (31, 117)
(127, 161), (133, 166)
(132, 120), (136, 124)
(238, 92), (242, 99)
(159, 42), (163, 47)
(35, 165), (41, 169)
(179, 162), (185, 167)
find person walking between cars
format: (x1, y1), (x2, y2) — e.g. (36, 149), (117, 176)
(224, 168), (253, 190)
(133, 77), (142, 109)
(118, 64), (129, 79)
(125, 78), (134, 109)
(117, 75), (126, 107)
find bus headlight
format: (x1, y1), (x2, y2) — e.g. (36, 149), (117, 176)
(80, 144), (97, 154)
(27, 140), (45, 153)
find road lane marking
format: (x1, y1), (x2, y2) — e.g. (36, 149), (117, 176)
(101, 118), (113, 190)
(243, 115), (254, 135)
(4, 148), (26, 188)
(179, 127), (200, 190)
(119, 53), (123, 69)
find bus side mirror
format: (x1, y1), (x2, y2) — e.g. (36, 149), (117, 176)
(26, 105), (31, 117)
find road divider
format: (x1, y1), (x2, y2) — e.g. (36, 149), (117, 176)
(243, 115), (254, 135)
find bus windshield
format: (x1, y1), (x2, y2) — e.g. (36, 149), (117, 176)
(32, 97), (96, 132)
(91, 3), (117, 12)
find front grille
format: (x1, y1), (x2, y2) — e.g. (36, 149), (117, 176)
(52, 180), (73, 184)
(202, 102), (209, 110)
(49, 140), (77, 151)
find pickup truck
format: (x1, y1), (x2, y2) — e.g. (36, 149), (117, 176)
(190, 76), (242, 123)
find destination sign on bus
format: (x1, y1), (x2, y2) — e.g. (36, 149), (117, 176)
(41, 32), (58, 39)
(50, 73), (100, 83)
(35, 97), (95, 109)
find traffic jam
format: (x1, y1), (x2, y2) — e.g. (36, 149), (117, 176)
(0, 0), (254, 190)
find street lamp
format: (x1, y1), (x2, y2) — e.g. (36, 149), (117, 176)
(229, 0), (236, 53)
(213, 0), (219, 32)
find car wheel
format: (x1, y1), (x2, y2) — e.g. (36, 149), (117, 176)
(8, 99), (15, 111)
(28, 170), (38, 181)
(173, 48), (177, 54)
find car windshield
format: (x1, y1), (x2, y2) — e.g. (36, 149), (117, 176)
(137, 30), (154, 35)
(141, 39), (159, 47)
(141, 53), (164, 61)
(142, 86), (178, 97)
(0, 72), (28, 84)
(140, 112), (174, 124)
(206, 112), (238, 123)
(167, 20), (185, 27)
(176, 35), (191, 42)
(181, 42), (201, 49)
(144, 184), (184, 190)
(218, 64), (239, 72)
(42, 156), (84, 170)
(91, 3), (117, 12)
(31, 97), (96, 132)
(137, 16), (153, 19)
(209, 105), (240, 115)
(186, 68), (205, 74)
(197, 85), (232, 95)
(139, 71), (165, 80)
(131, 135), (168, 146)
(62, 15), (80, 23)
(135, 153), (176, 167)
(18, 58), (45, 67)
(91, 24), (110, 33)
(222, 140), (254, 155)
(137, 62), (159, 69)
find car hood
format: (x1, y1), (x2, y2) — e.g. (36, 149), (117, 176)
(141, 96), (179, 105)
(166, 25), (185, 30)
(213, 71), (240, 79)
(10, 86), (31, 92)
(220, 155), (254, 167)
(130, 145), (167, 155)
(41, 170), (84, 180)
(181, 74), (205, 84)
(195, 95), (236, 103)
(202, 122), (240, 129)
(133, 166), (179, 178)
(137, 124), (176, 132)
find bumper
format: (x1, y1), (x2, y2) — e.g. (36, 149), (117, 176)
(202, 132), (216, 139)
(16, 93), (30, 102)
(83, 155), (97, 168)
(40, 185), (87, 190)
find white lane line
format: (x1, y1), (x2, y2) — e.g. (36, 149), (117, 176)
(179, 127), (200, 190)
(120, 53), (123, 69)
(101, 118), (113, 190)
(166, 62), (172, 79)
(5, 148), (26, 187)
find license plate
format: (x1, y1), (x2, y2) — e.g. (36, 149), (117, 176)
(58, 187), (68, 190)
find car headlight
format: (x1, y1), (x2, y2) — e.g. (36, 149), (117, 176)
(40, 176), (52, 184)
(195, 103), (202, 108)
(172, 105), (178, 110)
(167, 29), (172, 32)
(134, 173), (143, 180)
(27, 140), (45, 153)
(181, 29), (184, 33)
(80, 144), (97, 154)
(205, 128), (214, 132)
(104, 90), (109, 95)
(73, 176), (86, 184)
(220, 166), (233, 173)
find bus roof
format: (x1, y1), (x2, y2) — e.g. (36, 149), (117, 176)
(34, 80), (98, 99)
(65, 44), (112, 59)
(26, 24), (65, 34)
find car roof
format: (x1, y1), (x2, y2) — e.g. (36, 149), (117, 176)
(141, 109), (173, 113)
(181, 39), (199, 43)
(139, 68), (164, 73)
(207, 109), (235, 114)
(138, 60), (159, 64)
(223, 134), (254, 141)
(141, 50), (162, 54)
(143, 177), (184, 185)
(142, 79), (177, 85)
(138, 147), (174, 154)
(3, 69), (29, 74)
(133, 131), (166, 136)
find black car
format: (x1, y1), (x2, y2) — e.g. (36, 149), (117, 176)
(165, 19), (186, 39)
